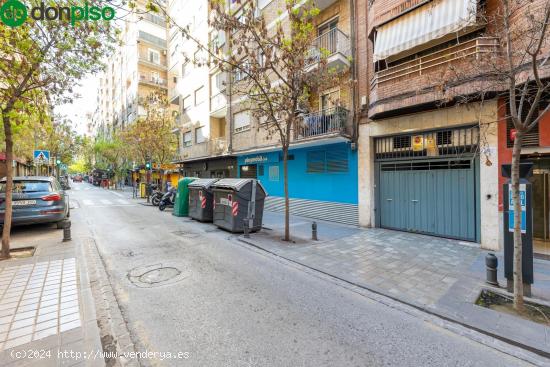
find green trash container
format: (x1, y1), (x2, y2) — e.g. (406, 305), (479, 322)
(173, 177), (197, 217)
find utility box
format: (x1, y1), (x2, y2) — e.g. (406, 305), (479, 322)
(502, 163), (534, 293)
(212, 179), (267, 233)
(188, 178), (219, 222)
(173, 177), (197, 217)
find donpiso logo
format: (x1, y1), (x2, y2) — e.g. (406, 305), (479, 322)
(0, 0), (115, 27)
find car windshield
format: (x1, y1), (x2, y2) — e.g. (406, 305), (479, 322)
(0, 181), (52, 193)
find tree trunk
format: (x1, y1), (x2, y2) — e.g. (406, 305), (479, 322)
(283, 147), (290, 241)
(1, 111), (14, 259)
(511, 130), (524, 312)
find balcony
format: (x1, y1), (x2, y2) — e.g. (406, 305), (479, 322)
(174, 137), (228, 162)
(168, 87), (180, 105)
(210, 92), (227, 118)
(294, 107), (350, 141)
(138, 73), (167, 89)
(307, 28), (351, 72)
(138, 54), (167, 69)
(369, 37), (500, 117)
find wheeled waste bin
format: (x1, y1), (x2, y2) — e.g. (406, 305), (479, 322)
(173, 177), (197, 217)
(188, 178), (219, 222)
(212, 179), (267, 233)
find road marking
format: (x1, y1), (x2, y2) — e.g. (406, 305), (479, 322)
(110, 191), (125, 198)
(116, 199), (130, 205)
(100, 199), (112, 205)
(83, 200), (93, 206)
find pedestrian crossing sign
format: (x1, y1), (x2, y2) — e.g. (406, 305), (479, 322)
(33, 150), (50, 164)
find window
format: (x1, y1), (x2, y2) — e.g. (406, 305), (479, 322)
(194, 86), (205, 106)
(320, 88), (340, 111)
(151, 71), (160, 83)
(393, 135), (411, 149)
(182, 95), (191, 111)
(214, 72), (226, 91)
(234, 60), (250, 82)
(148, 49), (160, 64)
(268, 165), (279, 181)
(195, 126), (206, 144)
(183, 131), (192, 146)
(306, 148), (348, 173)
(234, 111), (251, 132)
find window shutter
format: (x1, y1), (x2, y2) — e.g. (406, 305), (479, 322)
(307, 150), (326, 173)
(326, 148), (348, 172)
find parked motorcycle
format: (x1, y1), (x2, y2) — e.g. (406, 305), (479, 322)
(150, 187), (163, 206)
(158, 187), (177, 211)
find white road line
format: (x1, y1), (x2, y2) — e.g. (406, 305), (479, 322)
(100, 199), (112, 205)
(110, 191), (125, 198)
(83, 200), (93, 206)
(116, 199), (130, 205)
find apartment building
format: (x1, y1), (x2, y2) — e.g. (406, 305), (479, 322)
(356, 0), (550, 252)
(96, 0), (169, 138)
(220, 0), (358, 225)
(169, 0), (236, 178)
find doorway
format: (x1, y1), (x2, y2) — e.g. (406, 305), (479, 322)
(531, 158), (550, 258)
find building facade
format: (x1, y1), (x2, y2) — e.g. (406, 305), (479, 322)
(168, 0), (236, 178)
(356, 0), (550, 251)
(96, 0), (169, 137)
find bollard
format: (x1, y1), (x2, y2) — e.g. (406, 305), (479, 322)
(312, 221), (318, 241)
(62, 220), (72, 242)
(243, 219), (250, 238)
(485, 253), (498, 286)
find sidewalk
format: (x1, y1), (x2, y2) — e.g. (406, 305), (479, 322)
(241, 211), (550, 361)
(0, 224), (103, 367)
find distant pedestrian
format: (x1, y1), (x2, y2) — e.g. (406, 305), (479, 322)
(134, 177), (141, 198)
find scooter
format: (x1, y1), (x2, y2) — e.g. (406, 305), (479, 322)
(150, 187), (163, 206)
(158, 187), (177, 211)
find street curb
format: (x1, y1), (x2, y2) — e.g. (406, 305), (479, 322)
(237, 237), (550, 366)
(84, 237), (140, 367)
(76, 238), (106, 367)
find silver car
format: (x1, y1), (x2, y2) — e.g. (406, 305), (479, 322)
(0, 176), (70, 228)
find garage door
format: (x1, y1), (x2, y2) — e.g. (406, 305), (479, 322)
(378, 159), (477, 241)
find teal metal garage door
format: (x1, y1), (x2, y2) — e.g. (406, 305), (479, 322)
(378, 159), (477, 241)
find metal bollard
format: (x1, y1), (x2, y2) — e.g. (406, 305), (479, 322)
(485, 253), (498, 286)
(312, 221), (318, 241)
(62, 221), (72, 242)
(243, 219), (250, 238)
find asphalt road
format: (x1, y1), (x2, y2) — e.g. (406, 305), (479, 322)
(69, 182), (531, 367)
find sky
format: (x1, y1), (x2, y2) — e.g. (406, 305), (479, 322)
(54, 75), (99, 135)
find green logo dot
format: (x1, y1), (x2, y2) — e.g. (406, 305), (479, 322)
(0, 0), (27, 28)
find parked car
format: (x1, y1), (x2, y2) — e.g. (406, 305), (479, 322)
(73, 175), (83, 182)
(0, 176), (70, 229)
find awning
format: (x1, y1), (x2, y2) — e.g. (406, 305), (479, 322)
(373, 0), (477, 62)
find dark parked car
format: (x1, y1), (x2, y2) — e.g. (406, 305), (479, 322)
(0, 176), (70, 229)
(73, 175), (83, 183)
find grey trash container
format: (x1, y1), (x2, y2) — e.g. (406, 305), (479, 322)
(188, 178), (219, 222)
(212, 178), (267, 233)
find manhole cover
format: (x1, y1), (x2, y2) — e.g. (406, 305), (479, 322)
(127, 264), (188, 288)
(171, 230), (200, 239)
(139, 267), (180, 284)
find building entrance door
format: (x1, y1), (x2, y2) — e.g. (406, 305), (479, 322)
(532, 160), (550, 258)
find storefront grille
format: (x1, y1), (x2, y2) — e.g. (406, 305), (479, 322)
(374, 125), (479, 160)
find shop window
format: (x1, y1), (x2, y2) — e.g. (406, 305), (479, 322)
(258, 165), (265, 176)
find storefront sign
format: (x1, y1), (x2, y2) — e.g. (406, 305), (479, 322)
(412, 135), (424, 152)
(425, 137), (438, 156)
(508, 184), (526, 234)
(244, 155), (268, 164)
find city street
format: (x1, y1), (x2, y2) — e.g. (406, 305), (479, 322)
(68, 182), (531, 367)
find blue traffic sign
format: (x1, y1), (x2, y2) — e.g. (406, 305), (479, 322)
(33, 150), (50, 162)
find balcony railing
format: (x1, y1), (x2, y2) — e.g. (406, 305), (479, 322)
(210, 91), (227, 113)
(138, 54), (167, 68)
(371, 37), (500, 88)
(295, 107), (349, 140)
(174, 137), (228, 161)
(138, 73), (167, 87)
(307, 28), (351, 66)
